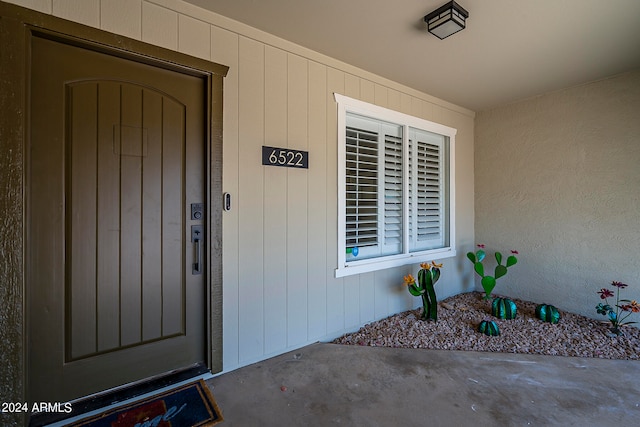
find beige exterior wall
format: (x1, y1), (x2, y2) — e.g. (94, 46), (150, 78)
(475, 71), (640, 318)
(6, 0), (476, 372)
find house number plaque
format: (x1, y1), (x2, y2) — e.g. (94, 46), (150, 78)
(262, 146), (308, 169)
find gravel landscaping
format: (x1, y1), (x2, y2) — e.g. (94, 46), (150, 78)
(333, 292), (640, 360)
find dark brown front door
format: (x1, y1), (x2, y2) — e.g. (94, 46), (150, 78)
(28, 33), (207, 403)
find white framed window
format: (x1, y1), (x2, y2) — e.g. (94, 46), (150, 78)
(335, 94), (456, 277)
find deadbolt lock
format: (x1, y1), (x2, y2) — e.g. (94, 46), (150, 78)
(191, 203), (203, 220)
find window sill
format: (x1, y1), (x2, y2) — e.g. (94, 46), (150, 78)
(335, 248), (456, 278)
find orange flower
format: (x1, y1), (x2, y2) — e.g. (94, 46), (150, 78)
(431, 261), (443, 269)
(420, 262), (431, 270)
(403, 274), (416, 286)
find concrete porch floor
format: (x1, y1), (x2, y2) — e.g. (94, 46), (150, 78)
(207, 343), (640, 426)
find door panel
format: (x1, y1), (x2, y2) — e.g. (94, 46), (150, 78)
(66, 81), (187, 360)
(29, 34), (206, 403)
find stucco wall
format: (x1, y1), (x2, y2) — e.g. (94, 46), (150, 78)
(475, 71), (640, 317)
(2, 0), (476, 377)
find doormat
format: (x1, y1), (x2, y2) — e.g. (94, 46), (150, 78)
(68, 380), (223, 427)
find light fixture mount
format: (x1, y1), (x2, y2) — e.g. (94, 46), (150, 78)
(424, 1), (469, 40)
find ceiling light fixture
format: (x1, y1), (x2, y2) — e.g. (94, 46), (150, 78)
(424, 1), (469, 40)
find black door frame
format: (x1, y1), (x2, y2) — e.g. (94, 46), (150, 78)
(0, 2), (226, 423)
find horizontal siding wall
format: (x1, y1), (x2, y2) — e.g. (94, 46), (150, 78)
(7, 0), (476, 372)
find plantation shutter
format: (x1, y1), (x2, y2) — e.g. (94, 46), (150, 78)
(345, 114), (403, 260)
(409, 128), (446, 252)
(383, 132), (403, 252)
(345, 124), (379, 253)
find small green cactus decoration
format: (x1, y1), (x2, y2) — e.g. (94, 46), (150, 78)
(466, 245), (518, 300)
(478, 320), (500, 336)
(404, 261), (442, 321)
(536, 304), (561, 324)
(492, 297), (517, 320)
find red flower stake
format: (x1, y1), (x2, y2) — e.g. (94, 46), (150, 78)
(596, 281), (638, 335)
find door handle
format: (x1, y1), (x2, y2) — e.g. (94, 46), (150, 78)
(191, 225), (203, 275)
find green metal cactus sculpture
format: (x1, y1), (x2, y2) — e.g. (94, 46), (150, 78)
(536, 304), (561, 324)
(404, 261), (442, 321)
(478, 320), (500, 336)
(466, 245), (518, 300)
(492, 297), (518, 320)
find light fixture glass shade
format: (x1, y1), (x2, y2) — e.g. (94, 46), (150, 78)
(424, 1), (469, 40)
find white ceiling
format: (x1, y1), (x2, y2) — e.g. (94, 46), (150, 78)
(184, 0), (640, 112)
